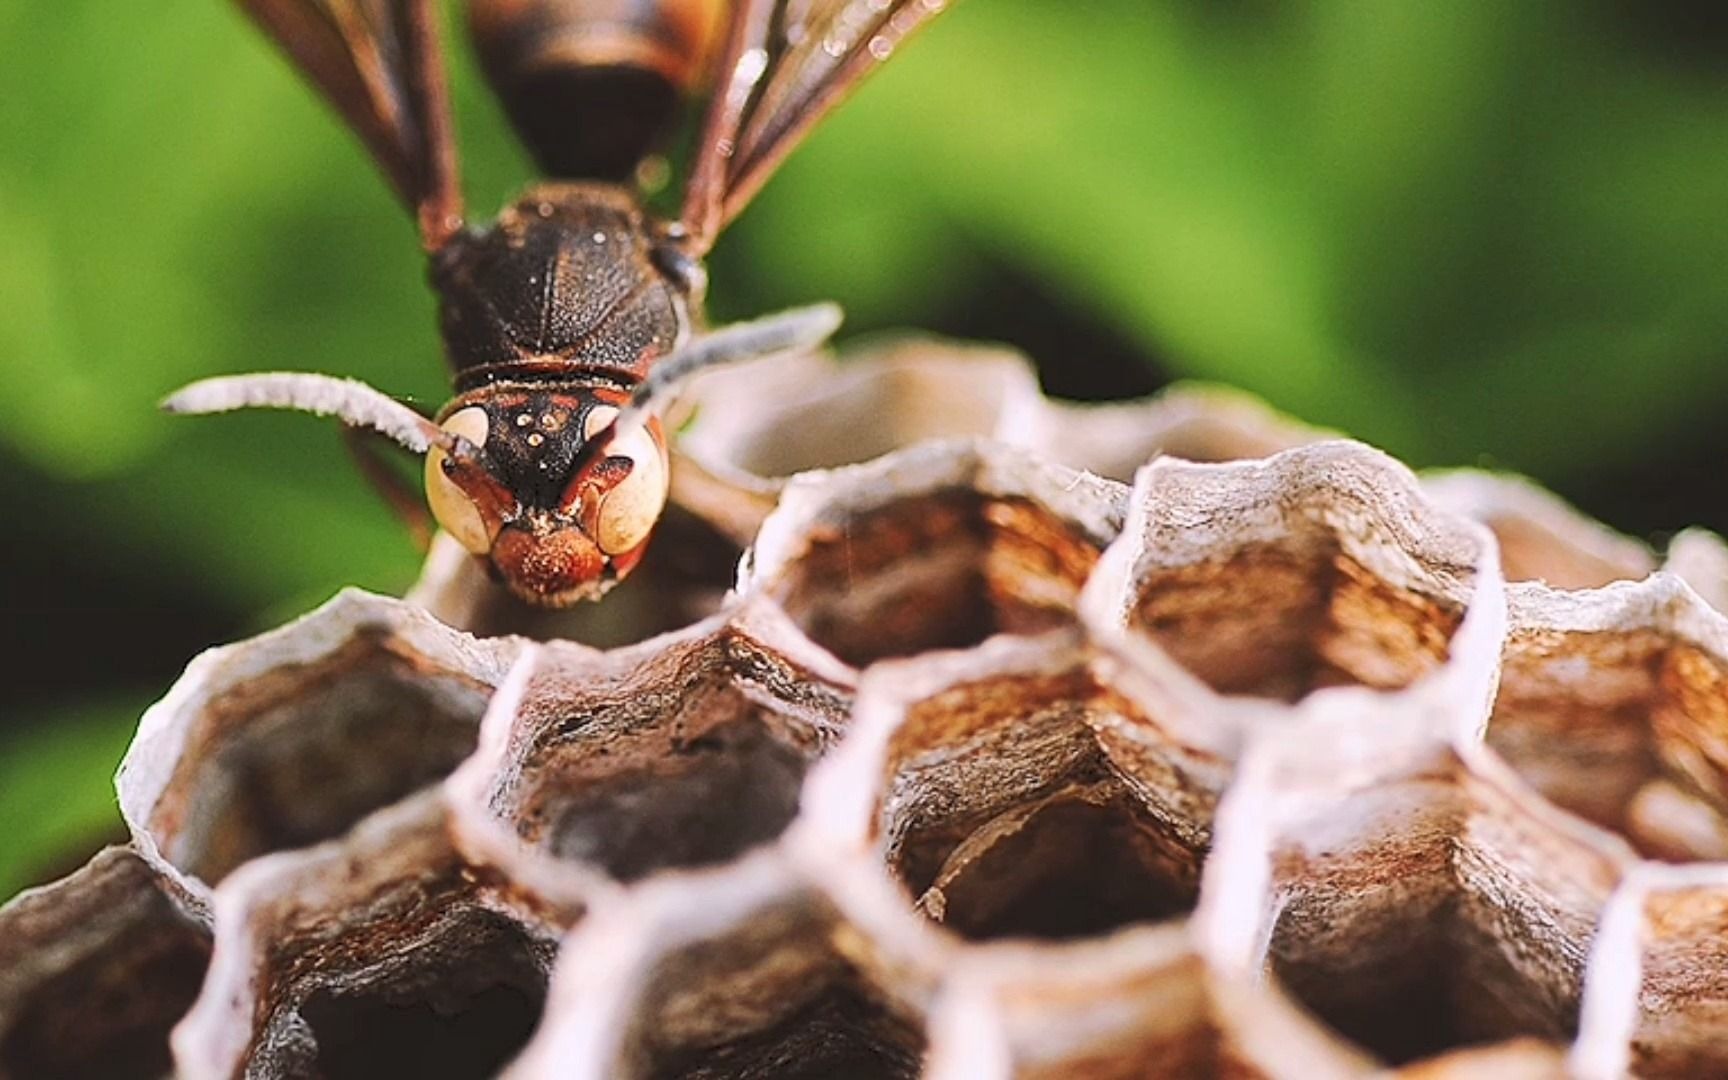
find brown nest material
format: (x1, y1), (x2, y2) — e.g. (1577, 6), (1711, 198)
(5, 338), (1726, 1078)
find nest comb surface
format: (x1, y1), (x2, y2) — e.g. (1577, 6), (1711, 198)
(6, 339), (1728, 1079)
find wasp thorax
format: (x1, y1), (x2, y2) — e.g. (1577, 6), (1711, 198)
(431, 184), (688, 386)
(423, 388), (669, 605)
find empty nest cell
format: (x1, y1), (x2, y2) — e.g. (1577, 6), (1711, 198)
(675, 344), (1327, 545)
(909, 779), (1194, 942)
(746, 442), (1126, 668)
(819, 635), (1205, 943)
(1132, 538), (1460, 699)
(1490, 579), (1728, 861)
(679, 340), (1041, 486)
(119, 592), (516, 891)
(175, 793), (555, 1080)
(286, 891), (543, 1075)
(1220, 740), (1624, 1069)
(512, 854), (931, 1080)
(930, 936), (1226, 1080)
(670, 341), (1043, 548)
(778, 491), (1100, 665)
(0, 849), (211, 1080)
(294, 910), (546, 1080)
(455, 606), (851, 885)
(1101, 444), (1484, 704)
(626, 906), (923, 1079)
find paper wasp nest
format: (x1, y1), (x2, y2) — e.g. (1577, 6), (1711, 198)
(8, 337), (1728, 1079)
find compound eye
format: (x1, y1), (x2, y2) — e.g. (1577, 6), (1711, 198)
(424, 406), (494, 555)
(591, 419), (668, 556)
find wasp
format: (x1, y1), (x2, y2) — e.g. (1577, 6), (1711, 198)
(167, 0), (949, 605)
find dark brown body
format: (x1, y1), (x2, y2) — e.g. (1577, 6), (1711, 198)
(424, 185), (686, 602)
(202, 0), (953, 605)
(424, 0), (719, 604)
(432, 183), (696, 393)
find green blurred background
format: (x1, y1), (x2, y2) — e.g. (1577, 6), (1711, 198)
(4, 0), (1728, 896)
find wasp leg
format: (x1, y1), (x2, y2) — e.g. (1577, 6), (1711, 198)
(342, 425), (434, 552)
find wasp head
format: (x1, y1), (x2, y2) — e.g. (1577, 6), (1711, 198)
(163, 307), (842, 609)
(425, 385), (668, 605)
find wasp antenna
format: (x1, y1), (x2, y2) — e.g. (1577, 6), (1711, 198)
(628, 301), (841, 424)
(571, 303), (841, 474)
(163, 372), (451, 456)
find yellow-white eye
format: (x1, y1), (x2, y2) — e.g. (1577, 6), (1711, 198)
(425, 406), (494, 555)
(584, 406), (668, 556)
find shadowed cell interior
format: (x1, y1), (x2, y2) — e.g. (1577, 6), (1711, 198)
(772, 490), (1106, 667)
(0, 879), (211, 1080)
(499, 649), (835, 883)
(1131, 538), (1462, 703)
(296, 910), (549, 1080)
(164, 633), (492, 884)
(628, 902), (927, 1080)
(879, 671), (1203, 942)
(1267, 795), (1584, 1066)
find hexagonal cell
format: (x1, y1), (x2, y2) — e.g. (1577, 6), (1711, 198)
(802, 634), (1205, 943)
(1040, 383), (1328, 483)
(745, 441), (1126, 668)
(1201, 728), (1628, 1070)
(448, 601), (854, 886)
(674, 339), (1045, 544)
(1425, 471), (1654, 589)
(1085, 442), (1495, 706)
(0, 848), (211, 1080)
(1489, 578), (1728, 861)
(915, 781), (1195, 942)
(923, 922), (1375, 1079)
(51, 369), (1728, 1078)
(509, 852), (936, 1079)
(118, 591), (519, 896)
(174, 792), (556, 1080)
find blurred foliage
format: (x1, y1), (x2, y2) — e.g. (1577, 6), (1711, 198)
(0, 698), (135, 898)
(3, 0), (1728, 892)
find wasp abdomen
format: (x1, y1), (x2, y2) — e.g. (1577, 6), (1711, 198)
(468, 0), (724, 181)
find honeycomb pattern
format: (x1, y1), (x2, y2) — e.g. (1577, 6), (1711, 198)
(6, 338), (1728, 1078)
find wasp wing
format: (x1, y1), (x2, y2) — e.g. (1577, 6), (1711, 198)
(235, 0), (462, 247)
(680, 0), (949, 254)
